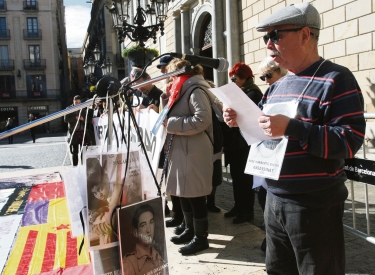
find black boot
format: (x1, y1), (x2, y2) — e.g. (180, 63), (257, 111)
(178, 217), (209, 255)
(174, 221), (185, 235)
(207, 187), (221, 213)
(171, 212), (193, 244)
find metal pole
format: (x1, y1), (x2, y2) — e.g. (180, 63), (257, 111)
(107, 98), (113, 147)
(351, 180), (356, 229)
(0, 67), (189, 140)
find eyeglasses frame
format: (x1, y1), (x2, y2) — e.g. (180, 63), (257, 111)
(259, 68), (280, 81)
(263, 27), (316, 45)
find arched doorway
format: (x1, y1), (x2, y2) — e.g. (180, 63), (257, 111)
(199, 14), (213, 82)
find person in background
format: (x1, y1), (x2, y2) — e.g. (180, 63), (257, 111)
(205, 80), (223, 213)
(257, 56), (288, 252)
(157, 55), (174, 74)
(223, 62), (263, 224)
(132, 70), (163, 110)
(224, 3), (365, 274)
(164, 58), (214, 255)
(28, 113), (36, 143)
(5, 118), (14, 144)
(64, 95), (89, 166)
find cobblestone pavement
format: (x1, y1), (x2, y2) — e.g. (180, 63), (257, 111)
(0, 132), (72, 172)
(1, 132), (375, 274)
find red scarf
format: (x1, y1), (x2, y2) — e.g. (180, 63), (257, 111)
(167, 75), (191, 108)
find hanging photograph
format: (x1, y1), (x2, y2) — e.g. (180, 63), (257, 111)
(118, 197), (169, 275)
(86, 150), (142, 249)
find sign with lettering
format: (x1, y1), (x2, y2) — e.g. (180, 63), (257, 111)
(27, 105), (48, 111)
(0, 92), (10, 98)
(344, 158), (375, 186)
(0, 106), (17, 112)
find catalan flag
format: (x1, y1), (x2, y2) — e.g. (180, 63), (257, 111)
(2, 181), (92, 275)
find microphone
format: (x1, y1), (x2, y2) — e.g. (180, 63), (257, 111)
(170, 53), (229, 72)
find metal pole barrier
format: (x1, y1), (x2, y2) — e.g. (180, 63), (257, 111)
(350, 180), (356, 229)
(0, 67), (189, 141)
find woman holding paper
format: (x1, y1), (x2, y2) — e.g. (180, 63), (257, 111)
(223, 62), (263, 224)
(162, 58), (215, 255)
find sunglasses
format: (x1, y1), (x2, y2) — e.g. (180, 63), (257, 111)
(230, 77), (237, 82)
(263, 27), (304, 45)
(260, 72), (274, 81)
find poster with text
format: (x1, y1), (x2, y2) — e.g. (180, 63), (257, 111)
(85, 150), (142, 250)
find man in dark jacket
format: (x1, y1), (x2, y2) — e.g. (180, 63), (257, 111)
(132, 71), (163, 109)
(64, 95), (95, 166)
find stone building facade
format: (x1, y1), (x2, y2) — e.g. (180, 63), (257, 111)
(159, 0), (375, 147)
(0, 0), (69, 133)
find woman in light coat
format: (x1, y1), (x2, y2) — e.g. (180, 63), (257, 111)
(162, 58), (214, 255)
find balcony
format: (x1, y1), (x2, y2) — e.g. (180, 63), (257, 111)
(0, 29), (10, 39)
(23, 0), (38, 10)
(0, 1), (7, 11)
(0, 59), (14, 70)
(23, 29), (42, 40)
(24, 59), (46, 70)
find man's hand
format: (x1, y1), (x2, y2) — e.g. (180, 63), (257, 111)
(223, 107), (238, 127)
(147, 104), (159, 113)
(258, 114), (290, 137)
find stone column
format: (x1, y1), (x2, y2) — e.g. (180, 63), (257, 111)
(212, 0), (227, 86)
(180, 5), (190, 54)
(173, 10), (182, 53)
(225, 0), (240, 74)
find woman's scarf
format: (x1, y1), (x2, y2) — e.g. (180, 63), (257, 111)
(167, 75), (191, 108)
(242, 77), (262, 94)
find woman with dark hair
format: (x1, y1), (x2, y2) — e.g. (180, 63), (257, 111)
(223, 62), (263, 224)
(122, 204), (165, 275)
(162, 58), (215, 255)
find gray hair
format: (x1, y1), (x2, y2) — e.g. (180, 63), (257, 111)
(258, 57), (288, 76)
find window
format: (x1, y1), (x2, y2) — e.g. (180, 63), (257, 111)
(0, 0), (5, 9)
(31, 75), (42, 92)
(27, 17), (38, 36)
(26, 0), (36, 6)
(0, 45), (9, 67)
(0, 17), (6, 37)
(71, 58), (78, 69)
(0, 75), (12, 92)
(28, 45), (40, 61)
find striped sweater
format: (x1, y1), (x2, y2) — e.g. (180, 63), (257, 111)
(259, 59), (366, 207)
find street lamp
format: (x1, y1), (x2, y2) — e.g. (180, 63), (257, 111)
(83, 45), (113, 84)
(101, 58), (113, 76)
(107, 0), (170, 47)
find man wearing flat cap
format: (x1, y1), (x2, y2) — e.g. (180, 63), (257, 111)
(157, 55), (174, 74)
(224, 3), (365, 274)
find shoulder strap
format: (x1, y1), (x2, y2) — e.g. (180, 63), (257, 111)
(187, 86), (214, 146)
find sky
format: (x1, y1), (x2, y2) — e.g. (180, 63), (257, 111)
(64, 0), (91, 48)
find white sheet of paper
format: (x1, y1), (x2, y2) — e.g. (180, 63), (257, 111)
(209, 82), (272, 145)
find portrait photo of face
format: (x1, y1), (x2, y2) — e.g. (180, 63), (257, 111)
(118, 198), (169, 275)
(136, 210), (155, 246)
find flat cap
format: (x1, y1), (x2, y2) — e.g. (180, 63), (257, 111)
(256, 3), (321, 32)
(157, 55), (174, 69)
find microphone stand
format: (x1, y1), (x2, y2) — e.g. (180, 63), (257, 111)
(0, 66), (191, 140)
